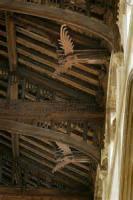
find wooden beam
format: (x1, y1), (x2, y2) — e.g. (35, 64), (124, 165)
(16, 26), (100, 74)
(11, 134), (19, 159)
(19, 156), (80, 189)
(6, 13), (17, 102)
(15, 22), (100, 49)
(6, 12), (20, 184)
(20, 135), (91, 178)
(6, 12), (17, 72)
(0, 0), (113, 46)
(2, 163), (76, 189)
(16, 43), (102, 84)
(0, 119), (100, 161)
(0, 100), (104, 121)
(0, 149), (3, 182)
(16, 24), (55, 47)
(18, 58), (97, 96)
(0, 134), (94, 188)
(18, 67), (94, 101)
(34, 135), (92, 172)
(0, 110), (104, 122)
(0, 49), (7, 57)
(0, 145), (88, 188)
(16, 34), (109, 65)
(0, 30), (104, 94)
(20, 146), (88, 185)
(0, 140), (81, 187)
(0, 186), (88, 199)
(0, 61), (95, 102)
(1, 140), (88, 186)
(17, 37), (57, 59)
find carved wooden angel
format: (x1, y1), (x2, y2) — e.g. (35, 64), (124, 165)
(52, 141), (90, 173)
(53, 24), (97, 78)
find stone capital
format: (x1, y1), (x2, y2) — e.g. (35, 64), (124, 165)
(111, 52), (124, 68)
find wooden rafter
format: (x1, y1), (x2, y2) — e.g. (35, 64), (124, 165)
(15, 22), (101, 49)
(20, 146), (89, 185)
(6, 13), (18, 99)
(0, 62), (95, 101)
(0, 119), (100, 161)
(20, 135), (92, 175)
(6, 12), (20, 185)
(1, 160), (78, 189)
(0, 30), (107, 95)
(0, 141), (91, 189)
(0, 141), (77, 188)
(0, 0), (113, 46)
(0, 0), (113, 192)
(18, 67), (97, 101)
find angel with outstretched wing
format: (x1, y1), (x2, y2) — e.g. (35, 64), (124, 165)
(52, 141), (90, 173)
(53, 24), (77, 78)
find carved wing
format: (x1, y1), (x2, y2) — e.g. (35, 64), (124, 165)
(53, 142), (90, 173)
(55, 141), (72, 156)
(52, 155), (90, 173)
(52, 158), (71, 173)
(59, 24), (74, 56)
(52, 142), (72, 173)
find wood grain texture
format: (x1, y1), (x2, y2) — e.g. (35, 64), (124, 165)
(0, 0), (113, 46)
(0, 187), (88, 200)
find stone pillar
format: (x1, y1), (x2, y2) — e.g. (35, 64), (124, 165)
(94, 51), (124, 200)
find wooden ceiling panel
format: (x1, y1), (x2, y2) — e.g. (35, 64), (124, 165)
(0, 0), (116, 196)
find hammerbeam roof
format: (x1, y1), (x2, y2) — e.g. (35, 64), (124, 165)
(0, 0), (118, 197)
(0, 0), (113, 46)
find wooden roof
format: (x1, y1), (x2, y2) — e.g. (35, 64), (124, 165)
(0, 0), (119, 199)
(0, 186), (89, 200)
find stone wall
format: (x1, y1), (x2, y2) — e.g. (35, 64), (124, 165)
(94, 1), (133, 199)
